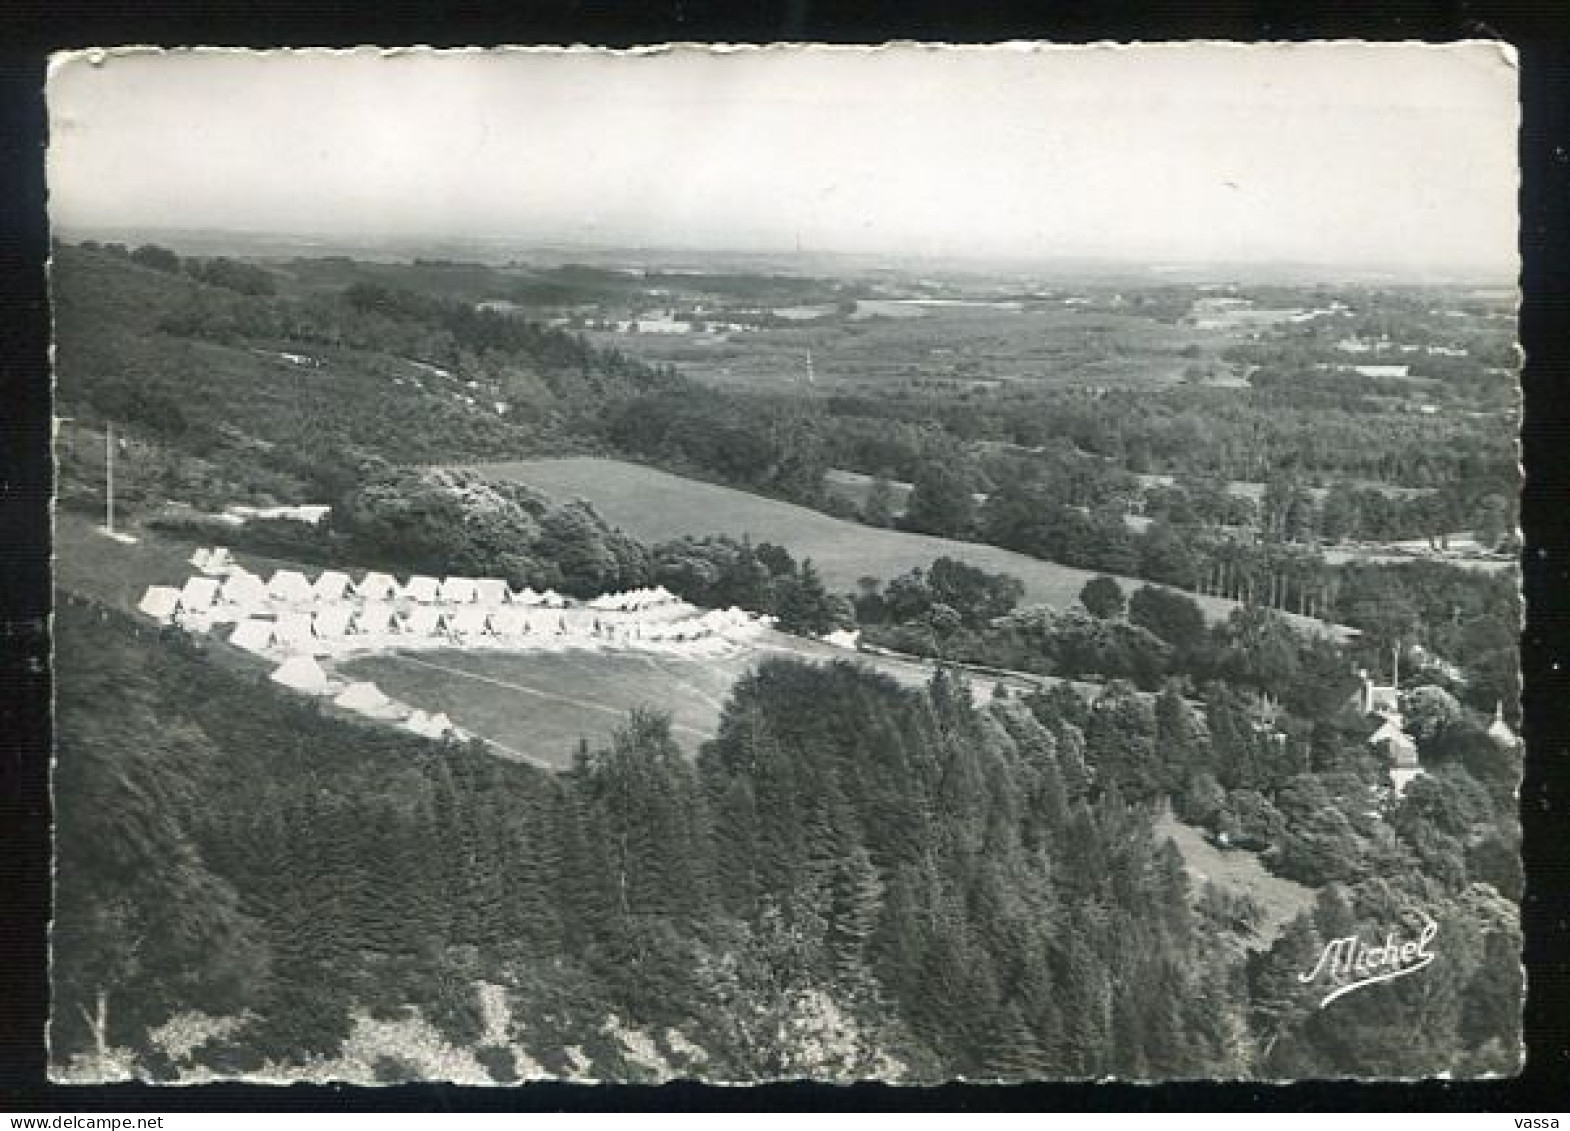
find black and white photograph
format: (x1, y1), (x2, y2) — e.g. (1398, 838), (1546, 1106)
(44, 42), (1524, 1084)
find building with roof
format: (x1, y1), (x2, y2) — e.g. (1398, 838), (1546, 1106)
(1358, 672), (1400, 717)
(1368, 713), (1422, 796)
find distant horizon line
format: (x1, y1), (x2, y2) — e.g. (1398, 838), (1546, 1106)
(55, 222), (1521, 286)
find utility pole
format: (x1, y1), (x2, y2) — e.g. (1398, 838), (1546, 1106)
(104, 420), (115, 535)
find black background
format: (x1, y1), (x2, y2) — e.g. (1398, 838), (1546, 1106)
(2, 0), (1568, 1113)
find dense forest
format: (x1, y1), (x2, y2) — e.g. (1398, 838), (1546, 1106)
(52, 598), (1520, 1081)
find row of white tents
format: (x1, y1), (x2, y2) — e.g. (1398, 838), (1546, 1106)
(267, 657), (464, 740)
(139, 555), (770, 663)
(222, 603), (761, 659)
(179, 550), (603, 611)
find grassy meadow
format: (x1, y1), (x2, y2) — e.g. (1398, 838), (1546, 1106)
(466, 456), (1285, 624)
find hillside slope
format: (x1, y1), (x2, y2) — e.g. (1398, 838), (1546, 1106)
(467, 456), (1330, 627)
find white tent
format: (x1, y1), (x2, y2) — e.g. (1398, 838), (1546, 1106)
(518, 607), (554, 634)
(273, 611), (317, 653)
(334, 680), (391, 713)
(449, 606), (493, 638)
(403, 709), (453, 739)
(440, 576), (480, 603)
(403, 709), (432, 734)
(178, 577), (221, 611)
(588, 594), (618, 611)
(313, 605), (354, 638)
(354, 571), (400, 601)
(823, 628), (860, 651)
(313, 570), (353, 602)
(270, 654), (331, 695)
(174, 610), (217, 634)
(404, 606), (446, 637)
(489, 606), (528, 637)
(427, 712), (456, 738)
(189, 548), (212, 570)
(352, 601), (400, 636)
(229, 618), (277, 655)
(219, 570), (269, 608)
(403, 575), (441, 603)
(138, 586), (182, 622)
(474, 579), (509, 606)
(201, 547), (234, 575)
(509, 586), (542, 606)
(649, 585), (676, 605)
(539, 589), (567, 608)
(267, 569), (315, 603)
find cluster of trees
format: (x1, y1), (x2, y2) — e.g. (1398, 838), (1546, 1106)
(600, 390), (832, 507)
(852, 557), (1025, 632)
(85, 241), (279, 296)
(651, 536), (849, 635)
(52, 598), (1521, 1081)
(858, 567), (1358, 721)
(332, 465), (650, 597)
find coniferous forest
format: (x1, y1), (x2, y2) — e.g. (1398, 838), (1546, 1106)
(51, 594), (1521, 1083)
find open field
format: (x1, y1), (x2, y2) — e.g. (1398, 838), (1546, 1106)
(464, 456), (1342, 633)
(582, 300), (1236, 394)
(338, 630), (1070, 768)
(56, 508), (1079, 767)
(1154, 808), (1317, 951)
(54, 507), (327, 613)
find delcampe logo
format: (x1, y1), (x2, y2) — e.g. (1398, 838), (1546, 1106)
(1297, 917), (1439, 1008)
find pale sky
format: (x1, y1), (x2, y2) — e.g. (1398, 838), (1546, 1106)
(47, 43), (1519, 275)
